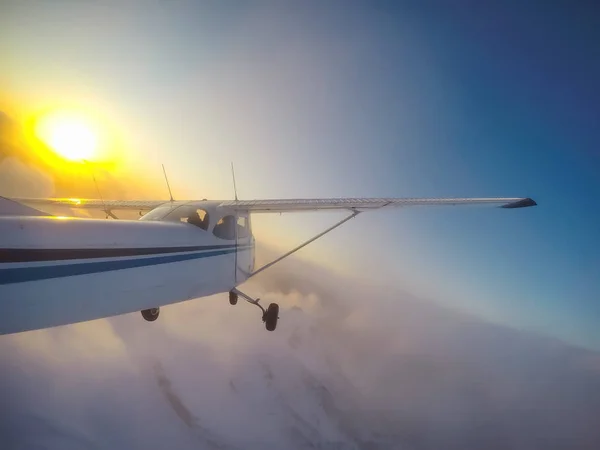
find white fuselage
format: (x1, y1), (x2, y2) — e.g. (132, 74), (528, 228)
(0, 208), (254, 335)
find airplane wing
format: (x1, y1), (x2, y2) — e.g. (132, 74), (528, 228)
(10, 196), (537, 214)
(220, 197), (537, 213)
(10, 198), (168, 211)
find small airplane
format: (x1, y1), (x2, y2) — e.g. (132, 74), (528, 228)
(0, 191), (536, 335)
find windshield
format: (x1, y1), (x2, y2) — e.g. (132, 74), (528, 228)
(139, 205), (178, 221)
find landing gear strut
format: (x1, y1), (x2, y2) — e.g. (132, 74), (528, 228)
(141, 307), (160, 322)
(229, 289), (279, 331)
(226, 210), (360, 332)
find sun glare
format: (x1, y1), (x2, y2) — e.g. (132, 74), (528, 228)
(35, 112), (98, 162)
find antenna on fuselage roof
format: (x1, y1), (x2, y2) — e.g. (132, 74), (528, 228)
(231, 161), (239, 284)
(231, 162), (239, 201)
(161, 164), (174, 202)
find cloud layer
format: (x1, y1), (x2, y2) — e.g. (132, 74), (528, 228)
(1, 248), (600, 449)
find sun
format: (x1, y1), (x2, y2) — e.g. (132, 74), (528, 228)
(35, 111), (98, 162)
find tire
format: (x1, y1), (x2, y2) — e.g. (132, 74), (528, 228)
(229, 292), (238, 306)
(141, 308), (160, 322)
(264, 303), (279, 331)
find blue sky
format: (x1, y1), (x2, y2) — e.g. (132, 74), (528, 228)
(1, 1), (599, 348)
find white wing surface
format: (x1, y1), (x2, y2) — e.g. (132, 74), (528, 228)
(219, 197), (537, 213)
(10, 198), (169, 211)
(9, 196), (537, 214)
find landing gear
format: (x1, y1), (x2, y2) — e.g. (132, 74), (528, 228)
(263, 303), (279, 331)
(141, 307), (160, 322)
(224, 210), (361, 333)
(230, 289), (279, 331)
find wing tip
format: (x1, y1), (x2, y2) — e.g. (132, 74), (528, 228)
(500, 197), (537, 209)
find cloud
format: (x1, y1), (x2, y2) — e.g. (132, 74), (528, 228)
(1, 250), (599, 449)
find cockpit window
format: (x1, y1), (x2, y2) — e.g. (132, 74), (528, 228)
(213, 215), (236, 240)
(141, 204), (212, 232)
(181, 209), (210, 230)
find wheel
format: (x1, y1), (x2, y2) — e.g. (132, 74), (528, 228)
(229, 291), (238, 306)
(141, 307), (160, 322)
(264, 303), (279, 331)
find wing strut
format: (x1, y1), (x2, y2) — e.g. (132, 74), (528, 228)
(231, 210), (360, 331)
(248, 209), (361, 279)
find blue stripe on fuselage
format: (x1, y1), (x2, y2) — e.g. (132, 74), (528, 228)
(0, 244), (241, 263)
(0, 246), (252, 285)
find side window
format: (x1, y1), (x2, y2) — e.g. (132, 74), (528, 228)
(182, 209), (210, 230)
(237, 216), (249, 239)
(213, 215), (236, 240)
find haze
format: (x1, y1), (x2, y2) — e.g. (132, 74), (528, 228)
(1, 1), (599, 448)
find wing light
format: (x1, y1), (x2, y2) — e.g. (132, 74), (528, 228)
(500, 198), (537, 209)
